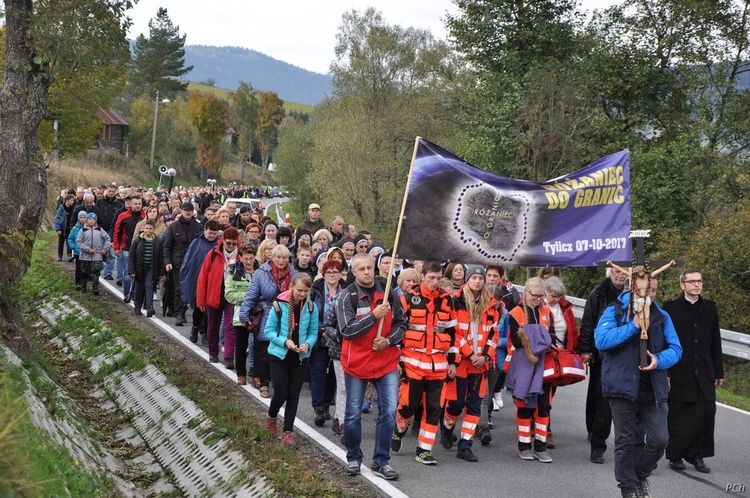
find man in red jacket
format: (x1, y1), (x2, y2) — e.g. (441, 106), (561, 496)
(336, 253), (406, 481)
(113, 195), (145, 303)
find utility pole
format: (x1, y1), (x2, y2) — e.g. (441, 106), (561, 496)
(149, 91), (160, 171)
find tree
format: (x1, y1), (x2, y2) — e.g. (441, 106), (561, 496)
(186, 91), (230, 182)
(230, 82), (259, 180)
(0, 0), (132, 330)
(255, 91), (284, 181)
(302, 8), (459, 240)
(128, 7), (193, 99)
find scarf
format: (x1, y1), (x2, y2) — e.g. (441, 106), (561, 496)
(270, 261), (292, 292)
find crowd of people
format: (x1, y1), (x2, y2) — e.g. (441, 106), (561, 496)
(54, 183), (724, 498)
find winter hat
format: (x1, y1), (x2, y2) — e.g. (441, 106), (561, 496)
(77, 211), (88, 220)
(464, 264), (486, 282)
(86, 212), (98, 221)
(163, 213), (173, 223)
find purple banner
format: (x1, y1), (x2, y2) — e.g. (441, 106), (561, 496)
(398, 138), (631, 267)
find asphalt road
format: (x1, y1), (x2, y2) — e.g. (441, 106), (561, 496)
(100, 278), (750, 498)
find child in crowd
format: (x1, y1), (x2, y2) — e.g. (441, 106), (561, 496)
(67, 211), (88, 291)
(128, 220), (161, 317)
(76, 213), (111, 295)
(292, 242), (316, 278)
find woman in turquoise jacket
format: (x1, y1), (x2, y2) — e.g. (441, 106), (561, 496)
(263, 273), (318, 447)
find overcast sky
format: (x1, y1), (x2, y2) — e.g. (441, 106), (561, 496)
(127, 1), (621, 75)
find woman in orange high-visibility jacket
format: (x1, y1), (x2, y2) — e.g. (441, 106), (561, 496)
(507, 277), (555, 463)
(440, 265), (498, 462)
(392, 261), (458, 466)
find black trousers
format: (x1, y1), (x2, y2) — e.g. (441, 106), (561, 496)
(254, 340), (271, 387)
(269, 356), (308, 432)
(171, 265), (185, 314)
(587, 359), (613, 452)
(235, 325), (250, 378)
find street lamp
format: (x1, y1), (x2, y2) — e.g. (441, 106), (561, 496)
(149, 91), (171, 171)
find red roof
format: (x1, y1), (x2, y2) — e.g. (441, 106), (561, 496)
(97, 107), (129, 126)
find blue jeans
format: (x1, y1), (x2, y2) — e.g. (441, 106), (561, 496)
(608, 396), (669, 494)
(104, 245), (116, 277)
(120, 250), (132, 297)
(116, 248), (125, 281)
(344, 370), (398, 467)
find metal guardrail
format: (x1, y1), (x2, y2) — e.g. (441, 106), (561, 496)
(513, 285), (750, 360)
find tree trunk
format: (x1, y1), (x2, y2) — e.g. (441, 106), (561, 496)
(0, 0), (50, 331)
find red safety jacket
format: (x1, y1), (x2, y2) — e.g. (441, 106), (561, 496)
(399, 282), (457, 380)
(455, 292), (499, 377)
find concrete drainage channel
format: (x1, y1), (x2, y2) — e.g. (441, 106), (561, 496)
(23, 296), (275, 497)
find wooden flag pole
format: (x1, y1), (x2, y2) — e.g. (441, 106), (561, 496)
(377, 135), (422, 338)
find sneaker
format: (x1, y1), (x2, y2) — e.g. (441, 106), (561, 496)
(391, 431), (404, 453)
(533, 450), (553, 463)
(370, 463), (398, 480)
(224, 358), (235, 370)
(175, 314), (185, 326)
(440, 424), (454, 450)
(415, 449), (437, 465)
(519, 449), (534, 461)
(346, 460), (361, 476)
(133, 308), (143, 316)
(590, 449), (605, 464)
(547, 432), (555, 449)
(281, 431), (295, 447)
(146, 307), (155, 317)
(103, 275), (113, 280)
(265, 415), (278, 436)
(493, 392), (504, 409)
(209, 354), (219, 363)
(456, 448), (478, 462)
(636, 479), (652, 498)
(314, 407), (326, 427)
(479, 426), (492, 446)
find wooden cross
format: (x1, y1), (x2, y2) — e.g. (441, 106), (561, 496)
(598, 230), (682, 368)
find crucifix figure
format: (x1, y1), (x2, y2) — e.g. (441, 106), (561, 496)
(601, 230), (680, 367)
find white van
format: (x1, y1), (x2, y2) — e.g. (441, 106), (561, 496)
(222, 198), (263, 213)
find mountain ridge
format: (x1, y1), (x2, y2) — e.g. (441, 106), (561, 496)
(182, 45), (332, 106)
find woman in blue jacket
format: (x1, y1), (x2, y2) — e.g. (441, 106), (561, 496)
(264, 273), (318, 447)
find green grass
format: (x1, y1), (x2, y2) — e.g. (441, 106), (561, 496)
(0, 360), (118, 497)
(185, 80), (316, 114)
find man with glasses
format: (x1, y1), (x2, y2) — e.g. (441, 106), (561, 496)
(579, 264), (629, 464)
(337, 253), (405, 480)
(663, 269), (723, 474)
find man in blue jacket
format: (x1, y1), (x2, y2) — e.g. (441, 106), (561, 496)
(595, 290), (682, 498)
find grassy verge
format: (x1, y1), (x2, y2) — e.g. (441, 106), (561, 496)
(718, 356), (750, 411)
(0, 358), (119, 497)
(14, 231), (371, 498)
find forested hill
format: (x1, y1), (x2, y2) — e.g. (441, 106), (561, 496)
(183, 45), (332, 105)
